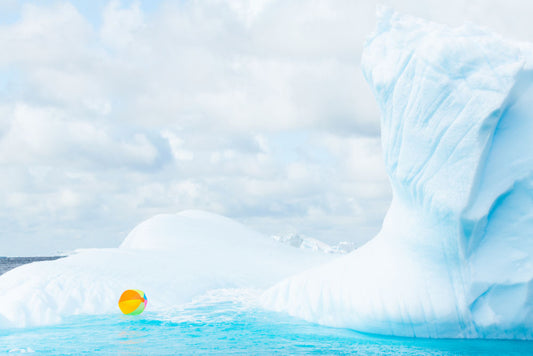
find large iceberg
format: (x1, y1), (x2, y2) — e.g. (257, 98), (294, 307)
(261, 9), (533, 339)
(0, 210), (331, 328)
(2, 8), (533, 341)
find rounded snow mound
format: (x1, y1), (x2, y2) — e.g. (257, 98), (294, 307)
(0, 210), (332, 328)
(120, 210), (265, 251)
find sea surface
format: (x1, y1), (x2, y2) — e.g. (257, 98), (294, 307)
(1, 259), (532, 355)
(0, 256), (63, 275)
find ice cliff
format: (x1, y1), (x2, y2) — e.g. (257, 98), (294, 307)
(261, 9), (533, 339)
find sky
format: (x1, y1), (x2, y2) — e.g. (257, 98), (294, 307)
(1, 0), (533, 255)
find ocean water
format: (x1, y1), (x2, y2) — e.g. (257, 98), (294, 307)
(1, 291), (532, 355)
(1, 261), (532, 355)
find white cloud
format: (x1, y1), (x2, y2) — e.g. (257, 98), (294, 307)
(100, 0), (145, 49)
(0, 104), (167, 169)
(0, 0), (531, 254)
(384, 0), (533, 43)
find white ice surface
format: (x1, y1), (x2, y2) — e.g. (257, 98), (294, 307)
(2, 8), (533, 340)
(261, 8), (533, 339)
(0, 210), (331, 328)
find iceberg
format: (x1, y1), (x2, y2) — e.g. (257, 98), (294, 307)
(261, 9), (533, 339)
(0, 210), (331, 328)
(1, 8), (532, 341)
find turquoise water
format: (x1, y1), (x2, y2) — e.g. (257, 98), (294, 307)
(1, 294), (532, 355)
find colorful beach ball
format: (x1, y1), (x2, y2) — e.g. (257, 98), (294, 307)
(118, 289), (147, 315)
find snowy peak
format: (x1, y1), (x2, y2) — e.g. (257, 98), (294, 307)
(120, 210), (265, 251)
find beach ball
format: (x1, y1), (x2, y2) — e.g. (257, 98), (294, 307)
(119, 289), (147, 315)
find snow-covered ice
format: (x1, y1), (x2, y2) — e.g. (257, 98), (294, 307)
(0, 210), (331, 328)
(1, 8), (532, 340)
(271, 233), (357, 254)
(261, 8), (533, 339)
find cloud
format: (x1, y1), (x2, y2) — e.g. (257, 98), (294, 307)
(384, 0), (533, 43)
(0, 0), (530, 255)
(0, 104), (170, 169)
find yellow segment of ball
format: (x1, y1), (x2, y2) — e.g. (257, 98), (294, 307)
(119, 299), (142, 314)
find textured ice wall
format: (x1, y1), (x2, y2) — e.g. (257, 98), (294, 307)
(262, 8), (533, 339)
